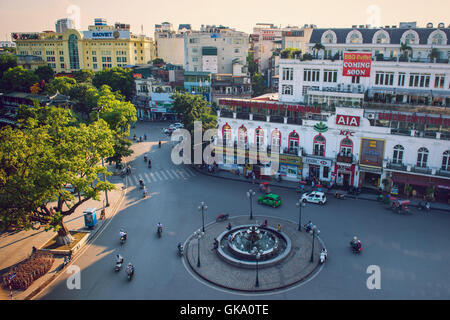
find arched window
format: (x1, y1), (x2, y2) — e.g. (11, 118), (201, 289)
(405, 33), (416, 45)
(255, 127), (264, 147)
(432, 33), (445, 45)
(313, 134), (326, 156)
(222, 124), (231, 145)
(271, 129), (281, 150)
(238, 125), (247, 146)
(68, 34), (79, 70)
(442, 151), (450, 171)
(288, 131), (299, 149)
(349, 32), (362, 44)
(321, 30), (337, 44)
(393, 145), (404, 164)
(376, 33), (387, 44)
(324, 33), (334, 44)
(417, 147), (429, 168)
(339, 138), (353, 156)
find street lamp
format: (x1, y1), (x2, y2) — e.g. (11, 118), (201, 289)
(194, 230), (204, 268)
(247, 189), (256, 220)
(95, 105), (109, 207)
(296, 200), (306, 231)
(309, 225), (320, 263)
(252, 247), (263, 287)
(198, 202), (208, 232)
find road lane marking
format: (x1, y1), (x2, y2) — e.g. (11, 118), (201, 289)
(144, 172), (152, 182)
(150, 172), (158, 182)
(170, 169), (181, 179)
(154, 171), (163, 181)
(164, 170), (175, 179)
(159, 170), (168, 180)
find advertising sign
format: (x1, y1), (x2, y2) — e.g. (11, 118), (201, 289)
(304, 157), (331, 167)
(336, 115), (361, 127)
(342, 52), (372, 77)
(83, 30), (130, 39)
(359, 138), (385, 168)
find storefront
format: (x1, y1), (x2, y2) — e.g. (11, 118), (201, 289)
(303, 156), (332, 182)
(390, 172), (450, 202)
(359, 165), (383, 188)
(334, 163), (356, 187)
(359, 137), (385, 189)
(278, 154), (302, 181)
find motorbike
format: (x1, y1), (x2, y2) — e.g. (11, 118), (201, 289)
(139, 181), (145, 189)
(304, 223), (313, 233)
(143, 187), (148, 198)
(216, 213), (229, 222)
(120, 235), (126, 245)
(334, 192), (346, 200)
(148, 161), (152, 169)
(158, 141), (161, 148)
(126, 266), (134, 281)
(177, 243), (184, 257)
(115, 260), (123, 272)
(295, 185), (306, 193)
(144, 155), (148, 162)
(418, 201), (431, 212)
(63, 255), (71, 268)
(144, 134), (147, 140)
(157, 226), (162, 238)
(319, 249), (327, 264)
(348, 186), (361, 195)
(350, 241), (362, 254)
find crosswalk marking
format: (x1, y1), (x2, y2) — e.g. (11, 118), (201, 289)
(144, 172), (151, 182)
(177, 169), (189, 179)
(150, 172), (158, 182)
(154, 171), (163, 181)
(159, 170), (169, 180)
(164, 170), (175, 179)
(185, 168), (196, 177)
(170, 169), (181, 179)
(132, 176), (138, 185)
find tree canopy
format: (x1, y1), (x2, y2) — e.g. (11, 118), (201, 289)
(0, 53), (18, 78)
(0, 66), (39, 93)
(92, 67), (135, 101)
(34, 65), (54, 83)
(72, 69), (94, 83)
(45, 76), (77, 95)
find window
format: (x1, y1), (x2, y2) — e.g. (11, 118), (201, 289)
(93, 64), (97, 69)
(376, 33), (387, 44)
(287, 41), (293, 48)
(431, 33), (444, 45)
(417, 147), (429, 168)
(304, 69), (320, 82)
(222, 124), (231, 144)
(282, 84), (293, 95)
(324, 33), (334, 44)
(255, 128), (264, 147)
(282, 68), (293, 81)
(405, 33), (416, 45)
(233, 38), (243, 44)
(189, 38), (200, 44)
(409, 73), (430, 88)
(238, 126), (248, 145)
(271, 130), (281, 150)
(398, 73), (405, 86)
(92, 51), (96, 55)
(340, 138), (353, 156)
(434, 74), (445, 89)
(313, 135), (326, 156)
(288, 131), (299, 149)
(350, 33), (361, 44)
(323, 70), (337, 83)
(352, 76), (360, 84)
(442, 151), (450, 171)
(102, 57), (112, 62)
(234, 48), (240, 54)
(68, 34), (79, 69)
(375, 72), (394, 86)
(92, 57), (97, 62)
(393, 145), (404, 164)
(192, 57), (198, 62)
(59, 51), (64, 55)
(60, 63), (65, 69)
(46, 57), (55, 62)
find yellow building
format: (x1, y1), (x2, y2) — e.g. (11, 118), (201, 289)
(12, 19), (155, 73)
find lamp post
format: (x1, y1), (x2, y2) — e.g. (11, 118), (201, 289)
(252, 247), (263, 287)
(194, 230), (204, 268)
(95, 105), (109, 207)
(296, 200), (306, 231)
(309, 225), (320, 263)
(198, 202), (208, 232)
(247, 189), (256, 220)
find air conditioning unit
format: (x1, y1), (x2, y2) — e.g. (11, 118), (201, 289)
(367, 113), (375, 119)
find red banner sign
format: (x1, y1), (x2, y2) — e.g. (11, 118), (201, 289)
(336, 115), (360, 127)
(218, 99), (321, 114)
(342, 52), (372, 77)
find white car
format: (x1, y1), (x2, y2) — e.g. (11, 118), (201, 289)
(300, 191), (327, 205)
(173, 123), (184, 129)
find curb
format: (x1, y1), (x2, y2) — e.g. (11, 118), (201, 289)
(191, 165), (450, 213)
(22, 188), (126, 300)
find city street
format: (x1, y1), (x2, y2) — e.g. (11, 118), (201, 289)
(36, 122), (450, 300)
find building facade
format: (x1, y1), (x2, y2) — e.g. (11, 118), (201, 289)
(154, 22), (189, 66)
(278, 24), (450, 108)
(55, 18), (74, 33)
(184, 25), (249, 74)
(12, 18), (155, 73)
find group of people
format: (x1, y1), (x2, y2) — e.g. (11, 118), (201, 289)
(116, 254), (134, 276)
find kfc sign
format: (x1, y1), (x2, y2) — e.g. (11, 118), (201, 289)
(342, 52), (372, 77)
(336, 115), (360, 127)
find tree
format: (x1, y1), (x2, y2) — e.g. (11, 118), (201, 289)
(67, 83), (100, 118)
(400, 42), (412, 60)
(251, 72), (269, 97)
(34, 65), (54, 83)
(30, 82), (42, 94)
(312, 42), (325, 58)
(0, 53), (17, 78)
(247, 52), (258, 76)
(46, 76), (77, 95)
(0, 104), (115, 243)
(0, 66), (39, 92)
(92, 67), (135, 101)
(72, 69), (95, 83)
(151, 58), (165, 65)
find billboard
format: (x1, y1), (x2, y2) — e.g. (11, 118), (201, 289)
(359, 138), (385, 168)
(342, 52), (372, 77)
(83, 30), (130, 39)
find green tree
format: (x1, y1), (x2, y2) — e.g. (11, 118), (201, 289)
(67, 83), (100, 118)
(247, 52), (258, 76)
(0, 66), (39, 92)
(251, 72), (269, 97)
(151, 58), (165, 65)
(46, 76), (77, 95)
(72, 69), (95, 83)
(0, 53), (17, 78)
(0, 104), (115, 243)
(34, 65), (54, 83)
(92, 67), (135, 101)
(312, 42), (325, 58)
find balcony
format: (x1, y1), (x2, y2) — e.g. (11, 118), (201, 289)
(386, 162), (407, 171)
(336, 153), (354, 164)
(283, 147), (300, 156)
(436, 169), (450, 178)
(412, 166), (432, 175)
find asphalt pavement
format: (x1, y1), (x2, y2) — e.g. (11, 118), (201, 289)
(35, 121), (450, 300)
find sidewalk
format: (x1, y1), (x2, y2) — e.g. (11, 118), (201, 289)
(192, 165), (450, 212)
(0, 167), (126, 300)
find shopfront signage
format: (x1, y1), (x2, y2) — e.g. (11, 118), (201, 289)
(313, 122), (328, 133)
(336, 115), (360, 127)
(359, 138), (385, 168)
(83, 30), (129, 39)
(279, 154), (302, 166)
(304, 157), (331, 167)
(377, 112), (450, 127)
(218, 99), (321, 114)
(342, 52), (372, 77)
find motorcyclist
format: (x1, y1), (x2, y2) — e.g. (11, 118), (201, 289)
(177, 242), (184, 253)
(148, 159), (152, 168)
(133, 134), (136, 141)
(351, 236), (361, 251)
(144, 134), (147, 140)
(157, 222), (163, 233)
(320, 248), (328, 261)
(158, 140), (161, 148)
(126, 262), (134, 276)
(305, 221), (313, 232)
(119, 229), (127, 241)
(139, 179), (144, 188)
(143, 186), (148, 197)
(116, 254), (124, 265)
(144, 153), (148, 161)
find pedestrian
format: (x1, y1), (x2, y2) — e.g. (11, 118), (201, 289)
(252, 172), (256, 184)
(311, 179), (315, 189)
(277, 224), (281, 232)
(226, 222), (232, 230)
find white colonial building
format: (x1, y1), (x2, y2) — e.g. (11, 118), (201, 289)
(278, 24), (450, 108)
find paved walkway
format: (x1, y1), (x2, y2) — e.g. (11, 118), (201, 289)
(0, 164), (126, 300)
(192, 165), (450, 212)
(184, 215), (323, 293)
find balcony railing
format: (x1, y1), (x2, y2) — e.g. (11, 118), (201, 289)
(386, 162), (407, 171)
(412, 166), (432, 174)
(336, 154), (353, 164)
(436, 169), (450, 178)
(283, 147), (299, 156)
(235, 112), (249, 120)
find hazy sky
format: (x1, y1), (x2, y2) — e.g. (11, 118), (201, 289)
(1, 0), (449, 40)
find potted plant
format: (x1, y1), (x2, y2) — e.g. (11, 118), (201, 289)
(404, 183), (413, 198)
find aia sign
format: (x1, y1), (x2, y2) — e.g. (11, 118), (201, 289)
(336, 115), (360, 127)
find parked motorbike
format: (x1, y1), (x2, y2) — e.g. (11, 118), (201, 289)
(418, 201), (431, 212)
(334, 192), (346, 200)
(348, 186), (361, 195)
(63, 255), (71, 268)
(319, 248), (328, 264)
(177, 243), (184, 257)
(216, 213), (229, 222)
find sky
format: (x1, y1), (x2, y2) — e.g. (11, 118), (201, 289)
(1, 0), (449, 41)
